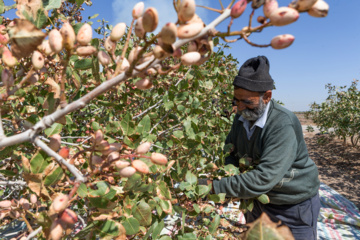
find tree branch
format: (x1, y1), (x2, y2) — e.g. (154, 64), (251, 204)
(0, 9), (232, 149)
(33, 138), (86, 183)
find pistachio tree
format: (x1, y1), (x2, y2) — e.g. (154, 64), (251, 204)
(0, 0), (329, 239)
(307, 80), (360, 147)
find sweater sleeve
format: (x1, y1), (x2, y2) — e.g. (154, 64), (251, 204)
(213, 124), (298, 199)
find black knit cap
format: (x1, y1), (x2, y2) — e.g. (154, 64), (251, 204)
(233, 56), (274, 92)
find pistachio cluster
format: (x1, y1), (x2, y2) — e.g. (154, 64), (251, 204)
(48, 129), (168, 179)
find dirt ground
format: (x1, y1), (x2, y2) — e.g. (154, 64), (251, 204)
(296, 113), (360, 209)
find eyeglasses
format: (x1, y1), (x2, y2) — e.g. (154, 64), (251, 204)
(232, 97), (258, 107)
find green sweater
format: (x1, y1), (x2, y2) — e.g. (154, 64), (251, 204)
(213, 100), (320, 205)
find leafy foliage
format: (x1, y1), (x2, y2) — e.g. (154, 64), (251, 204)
(0, 0), (327, 239)
(307, 80), (360, 146)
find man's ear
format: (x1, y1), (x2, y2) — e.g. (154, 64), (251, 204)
(263, 90), (272, 104)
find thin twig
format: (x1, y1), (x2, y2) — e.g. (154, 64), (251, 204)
(77, 214), (87, 228)
(0, 180), (27, 186)
(39, 136), (91, 148)
(34, 138), (86, 183)
(219, 0), (224, 10)
(221, 36), (240, 43)
(196, 5), (223, 13)
(226, 0), (236, 9)
(2, 188), (15, 199)
(242, 35), (271, 48)
(173, 0), (179, 12)
(0, 68), (35, 101)
(60, 53), (71, 107)
(133, 102), (164, 120)
(149, 110), (173, 134)
(22, 213), (34, 232)
(133, 68), (190, 120)
(26, 226), (42, 240)
(157, 124), (182, 136)
(114, 18), (135, 76)
(248, 9), (255, 29)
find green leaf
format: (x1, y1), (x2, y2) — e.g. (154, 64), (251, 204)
(164, 100), (174, 111)
(177, 105), (186, 112)
(88, 196), (109, 209)
(88, 13), (99, 19)
(133, 200), (152, 226)
(0, 0), (4, 14)
(74, 221), (97, 239)
(159, 199), (172, 214)
(137, 115), (151, 134)
(106, 121), (121, 134)
(143, 221), (156, 240)
(90, 182), (116, 200)
(74, 58), (93, 70)
(195, 185), (210, 197)
(120, 113), (135, 136)
(76, 0), (85, 6)
(91, 121), (101, 131)
(30, 151), (50, 174)
(173, 130), (184, 139)
(245, 213), (288, 240)
(122, 217), (140, 235)
(247, 199), (254, 212)
(159, 236), (172, 240)
(183, 119), (196, 139)
(44, 167), (63, 186)
(89, 181), (109, 196)
(178, 232), (197, 240)
(224, 164), (240, 176)
(0, 169), (16, 177)
(213, 37), (219, 46)
(193, 204), (200, 213)
(124, 173), (142, 191)
(223, 143), (234, 153)
(44, 0), (62, 10)
(185, 171), (197, 185)
(208, 193), (226, 204)
(99, 220), (119, 237)
(179, 181), (192, 191)
(77, 183), (88, 198)
(257, 194), (270, 204)
(152, 220), (165, 239)
(157, 182), (171, 200)
(35, 9), (47, 29)
(123, 136), (134, 148)
(208, 215), (220, 234)
(239, 157), (250, 167)
(44, 123), (63, 137)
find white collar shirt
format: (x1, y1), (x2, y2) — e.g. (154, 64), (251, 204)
(239, 102), (271, 140)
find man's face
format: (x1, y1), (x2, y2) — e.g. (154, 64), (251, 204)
(233, 88), (271, 122)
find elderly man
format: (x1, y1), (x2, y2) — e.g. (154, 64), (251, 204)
(211, 56), (320, 240)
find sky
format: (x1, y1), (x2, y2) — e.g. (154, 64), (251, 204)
(4, 0), (360, 111)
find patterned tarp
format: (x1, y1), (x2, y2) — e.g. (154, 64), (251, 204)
(317, 183), (360, 240)
(220, 182), (360, 240)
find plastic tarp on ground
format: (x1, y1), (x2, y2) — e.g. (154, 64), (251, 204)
(220, 182), (360, 240)
(317, 183), (360, 240)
